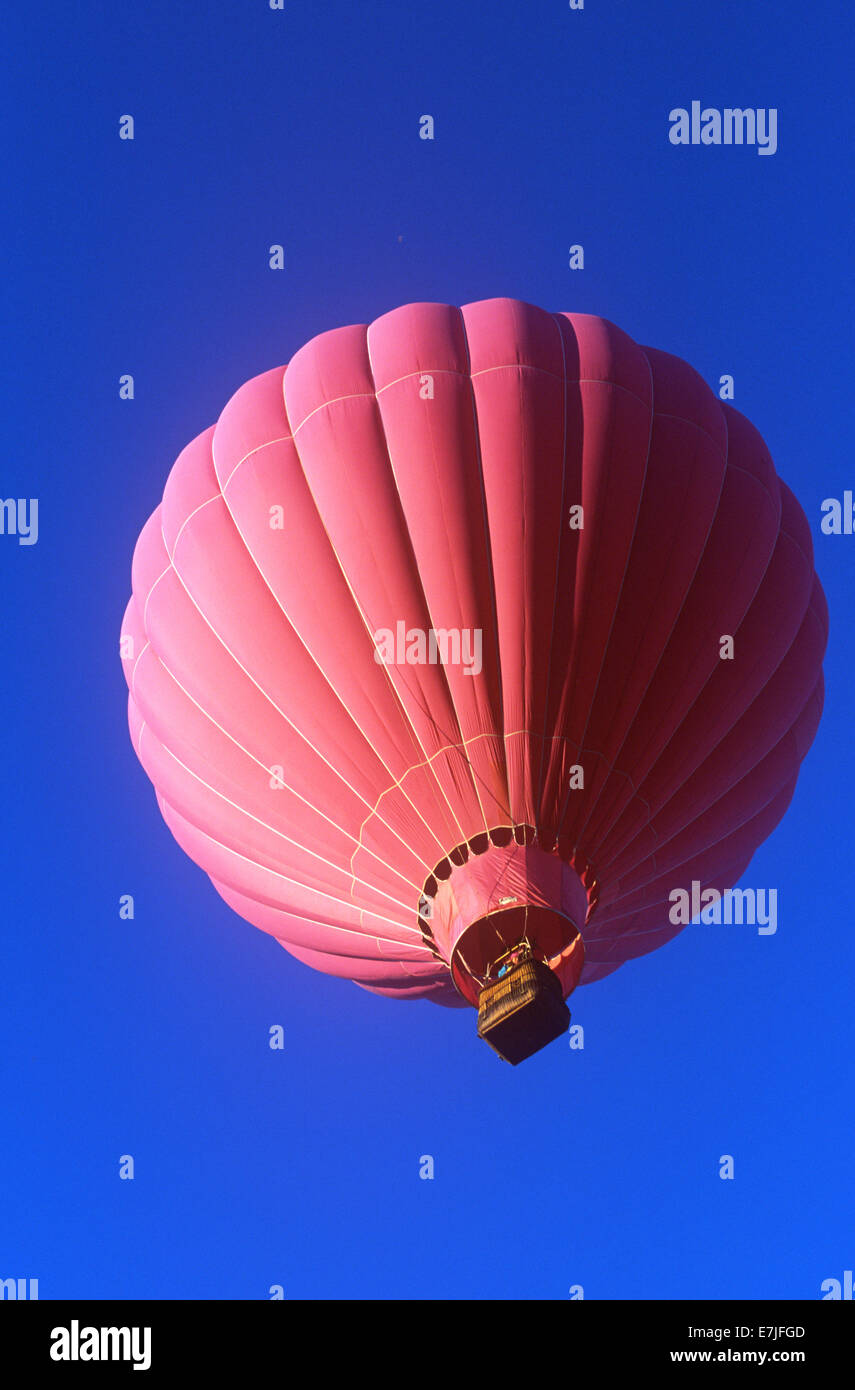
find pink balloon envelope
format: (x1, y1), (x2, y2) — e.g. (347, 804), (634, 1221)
(120, 298), (827, 1029)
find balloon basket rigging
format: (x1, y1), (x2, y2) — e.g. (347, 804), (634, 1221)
(476, 948), (571, 1065)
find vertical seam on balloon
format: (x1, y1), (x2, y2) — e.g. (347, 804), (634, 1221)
(364, 313), (491, 840)
(533, 312), (573, 837)
(558, 377), (658, 835)
(363, 338), (496, 833)
(589, 398), (734, 820)
(571, 375), (738, 850)
(551, 338), (656, 848)
(409, 358), (496, 837)
(570, 378), (729, 854)
(458, 303), (511, 824)
(519, 347), (531, 848)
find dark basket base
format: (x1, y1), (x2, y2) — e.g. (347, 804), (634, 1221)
(476, 958), (571, 1065)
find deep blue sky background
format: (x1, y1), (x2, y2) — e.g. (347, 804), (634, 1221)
(2, 0), (853, 1299)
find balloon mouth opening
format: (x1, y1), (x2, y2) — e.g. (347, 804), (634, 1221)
(422, 823), (540, 890)
(419, 834), (589, 1008)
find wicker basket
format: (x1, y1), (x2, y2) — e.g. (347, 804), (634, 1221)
(477, 958), (570, 1065)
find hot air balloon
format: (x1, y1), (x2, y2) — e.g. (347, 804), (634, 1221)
(120, 299), (827, 1064)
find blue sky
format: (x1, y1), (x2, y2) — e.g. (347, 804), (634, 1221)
(2, 0), (852, 1299)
